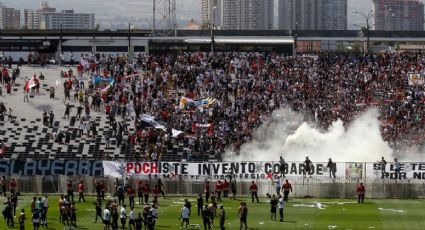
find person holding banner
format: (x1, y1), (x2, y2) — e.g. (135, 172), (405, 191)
(249, 181), (259, 203)
(327, 158), (336, 179)
(379, 157), (387, 179)
(279, 157), (286, 178)
(394, 158), (401, 180)
(303, 157), (312, 178)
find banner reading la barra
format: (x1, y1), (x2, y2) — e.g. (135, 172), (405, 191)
(103, 161), (347, 179)
(0, 160), (103, 177)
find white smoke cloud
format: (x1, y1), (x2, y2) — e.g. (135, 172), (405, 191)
(224, 108), (394, 162)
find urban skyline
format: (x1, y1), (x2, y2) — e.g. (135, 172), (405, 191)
(0, 0), (424, 30)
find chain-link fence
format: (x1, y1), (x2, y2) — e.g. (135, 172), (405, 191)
(3, 175), (425, 199)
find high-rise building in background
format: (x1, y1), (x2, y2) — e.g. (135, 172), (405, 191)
(201, 0), (222, 28)
(205, 0), (273, 30)
(278, 0), (347, 30)
(40, 10), (95, 30)
(0, 1), (20, 29)
(24, 1), (56, 29)
(372, 0), (424, 31)
(24, 1), (95, 30)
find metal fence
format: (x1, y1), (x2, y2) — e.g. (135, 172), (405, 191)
(4, 175), (425, 199)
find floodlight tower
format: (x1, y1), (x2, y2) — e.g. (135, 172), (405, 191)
(152, 0), (177, 36)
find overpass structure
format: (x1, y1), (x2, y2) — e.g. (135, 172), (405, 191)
(0, 29), (424, 60)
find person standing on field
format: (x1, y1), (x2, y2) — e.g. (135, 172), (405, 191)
(282, 180), (292, 202)
(180, 203), (190, 229)
(357, 183), (365, 203)
(249, 181), (259, 203)
(278, 195), (285, 222)
(19, 208), (26, 230)
(78, 181), (86, 202)
(197, 193), (204, 216)
(238, 202), (248, 230)
(219, 205), (225, 230)
(273, 176), (281, 196)
(230, 177), (237, 200)
(269, 194), (278, 221)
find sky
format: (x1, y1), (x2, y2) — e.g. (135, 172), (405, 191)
(0, 0), (419, 30)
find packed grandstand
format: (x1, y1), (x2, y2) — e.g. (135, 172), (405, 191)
(0, 52), (424, 162)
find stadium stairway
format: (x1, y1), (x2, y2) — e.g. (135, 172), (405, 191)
(0, 66), (214, 162)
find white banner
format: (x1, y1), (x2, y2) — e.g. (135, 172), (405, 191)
(365, 162), (425, 180)
(102, 161), (346, 180)
(102, 161), (425, 180)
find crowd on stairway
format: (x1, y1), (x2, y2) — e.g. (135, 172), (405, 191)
(0, 51), (424, 161)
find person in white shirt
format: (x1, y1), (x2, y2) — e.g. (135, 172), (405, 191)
(150, 205), (158, 228)
(180, 204), (190, 229)
(278, 196), (285, 222)
(120, 205), (127, 230)
(103, 207), (111, 229)
(42, 195), (49, 215)
(273, 177), (281, 196)
(128, 208), (135, 230)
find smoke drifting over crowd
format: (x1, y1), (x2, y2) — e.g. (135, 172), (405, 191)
(224, 108), (394, 162)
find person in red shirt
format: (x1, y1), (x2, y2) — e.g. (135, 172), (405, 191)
(100, 180), (106, 200)
(204, 179), (211, 203)
(357, 183), (365, 203)
(127, 186), (135, 208)
(152, 185), (160, 205)
(78, 181), (86, 202)
(10, 178), (16, 195)
(249, 181), (259, 203)
(143, 182), (150, 204)
(282, 180), (293, 202)
(215, 180), (222, 202)
(222, 179), (230, 198)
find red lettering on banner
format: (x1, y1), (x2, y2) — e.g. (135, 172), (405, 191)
(134, 163), (142, 174)
(126, 163), (134, 173)
(143, 163), (150, 173)
(151, 162), (158, 173)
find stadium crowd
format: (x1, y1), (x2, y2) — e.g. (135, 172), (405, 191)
(0, 51), (424, 161)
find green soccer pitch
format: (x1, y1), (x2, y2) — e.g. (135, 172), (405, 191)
(2, 195), (425, 229)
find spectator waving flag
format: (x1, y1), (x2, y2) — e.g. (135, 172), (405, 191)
(24, 78), (37, 92)
(140, 114), (183, 137)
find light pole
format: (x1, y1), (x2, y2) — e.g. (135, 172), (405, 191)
(354, 10), (373, 54)
(210, 5), (216, 53)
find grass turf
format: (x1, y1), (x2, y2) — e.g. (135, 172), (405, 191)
(1, 195), (424, 229)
